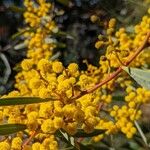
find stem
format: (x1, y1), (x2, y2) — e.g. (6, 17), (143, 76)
(124, 32), (150, 66)
(22, 130), (37, 149)
(115, 52), (126, 66)
(71, 31), (150, 100)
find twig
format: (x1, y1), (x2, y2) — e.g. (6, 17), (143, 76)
(22, 130), (37, 149)
(115, 52), (126, 66)
(71, 31), (150, 100)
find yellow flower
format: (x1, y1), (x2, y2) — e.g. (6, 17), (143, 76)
(52, 61), (64, 73)
(29, 78), (41, 89)
(58, 79), (72, 92)
(27, 111), (38, 124)
(41, 119), (56, 133)
(95, 41), (104, 49)
(65, 122), (78, 135)
(39, 103), (53, 118)
(90, 15), (99, 23)
(49, 141), (58, 150)
(37, 59), (52, 73)
(11, 137), (22, 150)
(39, 88), (51, 98)
(53, 117), (64, 128)
(0, 142), (10, 150)
(21, 59), (33, 71)
(108, 18), (116, 28)
(32, 142), (41, 150)
(68, 63), (78, 74)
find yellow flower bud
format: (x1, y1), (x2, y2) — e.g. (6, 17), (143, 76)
(21, 59), (33, 71)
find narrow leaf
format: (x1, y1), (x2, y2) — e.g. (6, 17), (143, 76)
(59, 130), (80, 150)
(11, 30), (27, 40)
(56, 0), (70, 6)
(112, 95), (124, 101)
(73, 129), (105, 137)
(0, 97), (54, 106)
(60, 130), (75, 146)
(122, 66), (150, 89)
(0, 124), (26, 135)
(11, 28), (35, 40)
(9, 5), (25, 13)
(54, 31), (74, 39)
(14, 42), (27, 50)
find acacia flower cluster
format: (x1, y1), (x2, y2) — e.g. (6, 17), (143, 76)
(0, 0), (150, 149)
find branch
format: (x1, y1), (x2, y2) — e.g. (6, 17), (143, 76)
(22, 130), (37, 149)
(72, 31), (150, 100)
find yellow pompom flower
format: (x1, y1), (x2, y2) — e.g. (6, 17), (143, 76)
(41, 119), (56, 133)
(39, 88), (51, 98)
(11, 137), (22, 150)
(21, 59), (33, 71)
(32, 142), (41, 150)
(106, 28), (114, 35)
(90, 15), (99, 23)
(49, 141), (58, 150)
(52, 61), (64, 73)
(29, 78), (41, 89)
(37, 59), (51, 72)
(95, 41), (104, 49)
(58, 79), (72, 92)
(126, 132), (133, 139)
(68, 63), (78, 74)
(0, 142), (10, 150)
(27, 111), (38, 124)
(53, 117), (64, 128)
(39, 103), (53, 118)
(108, 18), (116, 28)
(65, 122), (78, 135)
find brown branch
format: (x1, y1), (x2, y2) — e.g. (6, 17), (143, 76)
(71, 31), (150, 100)
(22, 130), (37, 149)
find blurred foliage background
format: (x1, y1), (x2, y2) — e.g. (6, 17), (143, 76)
(0, 0), (150, 149)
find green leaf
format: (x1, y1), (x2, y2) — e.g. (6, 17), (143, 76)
(56, 129), (106, 149)
(0, 97), (54, 106)
(56, 42), (66, 48)
(0, 124), (26, 135)
(9, 5), (25, 13)
(49, 52), (61, 61)
(112, 95), (124, 101)
(56, 0), (70, 6)
(14, 42), (27, 50)
(122, 66), (150, 89)
(73, 129), (105, 137)
(58, 130), (80, 150)
(11, 31), (26, 40)
(54, 31), (74, 39)
(60, 130), (76, 146)
(11, 28), (35, 40)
